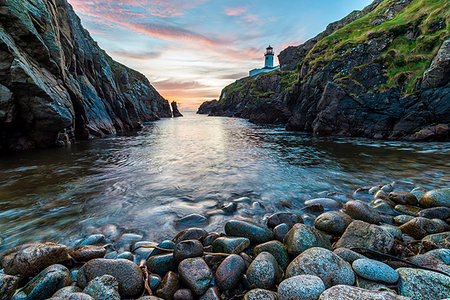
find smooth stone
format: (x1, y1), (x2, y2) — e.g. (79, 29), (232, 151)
(53, 286), (82, 297)
(173, 228), (208, 243)
(393, 214), (415, 225)
(333, 248), (366, 264)
(77, 258), (143, 298)
(304, 198), (342, 211)
(419, 188), (450, 208)
(131, 241), (157, 252)
(146, 254), (177, 276)
(389, 191), (418, 205)
(343, 201), (381, 224)
(319, 285), (410, 299)
(422, 232), (450, 249)
(335, 220), (395, 253)
(356, 277), (388, 291)
(394, 204), (422, 216)
(267, 212), (303, 229)
(225, 220), (274, 244)
(243, 289), (278, 300)
(272, 223), (288, 242)
(278, 275), (325, 300)
(69, 246), (106, 262)
(83, 275), (120, 300)
(374, 189), (389, 200)
(353, 188), (372, 201)
(380, 224), (402, 240)
(215, 254), (245, 291)
(138, 297), (163, 300)
(178, 258), (212, 295)
(407, 255), (450, 274)
(51, 293), (94, 300)
(397, 267), (450, 299)
(286, 247), (354, 288)
(373, 202), (397, 216)
(352, 259), (399, 283)
(314, 211), (352, 236)
(148, 274), (161, 290)
(212, 237), (250, 254)
(114, 233), (143, 251)
(202, 233), (220, 247)
(222, 202), (237, 213)
(246, 252), (281, 290)
(381, 184), (393, 193)
(399, 217), (446, 239)
(115, 252), (133, 261)
(173, 289), (194, 300)
(284, 224), (331, 257)
(425, 249), (450, 264)
(254, 240), (289, 270)
(419, 207), (450, 220)
(77, 235), (106, 246)
(149, 240), (175, 257)
(173, 240), (204, 261)
(0, 274), (19, 300)
(4, 242), (70, 277)
(198, 287), (220, 300)
(177, 214), (208, 228)
(156, 271), (179, 299)
(411, 187), (427, 201)
(13, 264), (70, 300)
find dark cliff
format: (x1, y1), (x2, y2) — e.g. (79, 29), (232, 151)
(199, 0), (450, 141)
(171, 101), (183, 118)
(0, 0), (172, 152)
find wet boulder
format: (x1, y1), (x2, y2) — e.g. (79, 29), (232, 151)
(215, 254), (245, 291)
(178, 258), (212, 295)
(319, 285), (410, 299)
(343, 201), (381, 224)
(419, 188), (450, 208)
(225, 220), (273, 243)
(83, 275), (120, 300)
(399, 217), (447, 239)
(277, 275), (325, 300)
(397, 268), (450, 300)
(283, 224), (331, 257)
(246, 252), (282, 290)
(314, 211), (352, 235)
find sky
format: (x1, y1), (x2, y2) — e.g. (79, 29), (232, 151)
(68, 0), (373, 111)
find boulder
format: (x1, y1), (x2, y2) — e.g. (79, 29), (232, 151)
(215, 254), (245, 291)
(319, 285), (410, 299)
(224, 220), (274, 243)
(314, 211), (352, 235)
(83, 275), (120, 300)
(343, 201), (381, 224)
(246, 252), (282, 290)
(419, 188), (450, 208)
(277, 275), (325, 300)
(283, 224), (331, 257)
(178, 258), (212, 295)
(397, 267), (450, 299)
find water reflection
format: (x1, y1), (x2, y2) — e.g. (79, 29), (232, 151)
(0, 112), (449, 249)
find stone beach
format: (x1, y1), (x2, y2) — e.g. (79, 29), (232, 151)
(1, 184), (449, 300)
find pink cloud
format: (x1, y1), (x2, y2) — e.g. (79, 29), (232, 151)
(225, 6), (248, 16)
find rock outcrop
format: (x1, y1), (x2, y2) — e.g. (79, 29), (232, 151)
(199, 0), (450, 141)
(171, 101), (183, 118)
(0, 0), (172, 152)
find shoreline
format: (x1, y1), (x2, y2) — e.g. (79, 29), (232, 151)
(0, 184), (449, 299)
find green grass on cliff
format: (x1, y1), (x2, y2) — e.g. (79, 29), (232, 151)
(305, 0), (450, 94)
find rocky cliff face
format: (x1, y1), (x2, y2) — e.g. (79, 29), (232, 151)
(0, 0), (172, 152)
(199, 0), (449, 141)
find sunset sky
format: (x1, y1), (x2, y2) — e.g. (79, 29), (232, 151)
(68, 0), (372, 111)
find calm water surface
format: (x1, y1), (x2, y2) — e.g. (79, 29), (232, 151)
(0, 112), (449, 249)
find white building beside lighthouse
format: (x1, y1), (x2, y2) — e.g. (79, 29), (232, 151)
(249, 45), (280, 77)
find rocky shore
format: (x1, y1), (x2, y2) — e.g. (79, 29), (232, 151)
(1, 185), (449, 300)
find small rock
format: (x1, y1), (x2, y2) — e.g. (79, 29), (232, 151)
(283, 224), (331, 257)
(389, 191), (418, 205)
(148, 240), (175, 257)
(407, 255), (450, 274)
(267, 212), (303, 229)
(304, 198), (342, 211)
(393, 214), (415, 225)
(286, 247), (354, 288)
(273, 223), (290, 242)
(278, 275), (325, 300)
(114, 233), (143, 251)
(254, 240), (289, 270)
(222, 202), (237, 213)
(14, 264), (70, 300)
(352, 259), (399, 283)
(419, 188), (450, 208)
(146, 254), (177, 276)
(215, 254), (245, 291)
(52, 286), (82, 297)
(343, 201), (381, 224)
(374, 189), (389, 200)
(199, 287), (220, 300)
(399, 217), (446, 239)
(425, 249), (450, 264)
(419, 207), (450, 220)
(115, 251), (133, 261)
(156, 271), (179, 299)
(178, 258), (212, 295)
(394, 205), (421, 216)
(246, 252), (281, 290)
(225, 220), (274, 244)
(379, 224), (402, 240)
(422, 232), (450, 249)
(4, 242), (70, 276)
(212, 237), (250, 254)
(173, 289), (194, 300)
(173, 240), (204, 261)
(77, 258), (143, 298)
(83, 275), (120, 300)
(173, 228), (208, 243)
(335, 221), (395, 253)
(77, 234), (106, 246)
(51, 293), (94, 300)
(243, 289), (278, 300)
(319, 285), (409, 299)
(202, 233), (220, 247)
(0, 274), (20, 300)
(397, 267), (450, 299)
(69, 246), (106, 262)
(148, 274), (161, 290)
(333, 248), (366, 264)
(314, 211), (352, 235)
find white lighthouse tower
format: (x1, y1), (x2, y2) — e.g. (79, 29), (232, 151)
(265, 45), (274, 68)
(249, 45), (280, 76)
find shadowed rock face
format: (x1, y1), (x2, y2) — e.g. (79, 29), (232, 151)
(0, 0), (172, 152)
(171, 101), (183, 118)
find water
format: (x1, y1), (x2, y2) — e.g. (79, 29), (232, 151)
(0, 112), (449, 250)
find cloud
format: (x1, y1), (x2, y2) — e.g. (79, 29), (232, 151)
(110, 50), (164, 60)
(152, 79), (209, 90)
(218, 72), (249, 80)
(225, 6), (248, 16)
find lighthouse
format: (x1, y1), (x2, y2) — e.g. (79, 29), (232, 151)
(249, 45), (280, 77)
(265, 45), (274, 68)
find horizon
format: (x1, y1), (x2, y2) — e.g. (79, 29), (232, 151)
(68, 0), (373, 111)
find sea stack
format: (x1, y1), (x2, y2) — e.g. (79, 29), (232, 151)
(171, 101), (183, 118)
